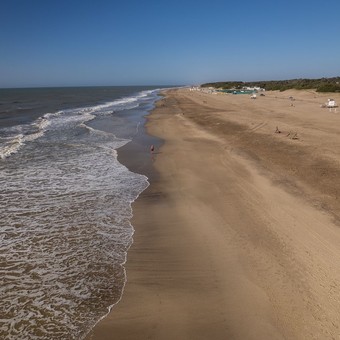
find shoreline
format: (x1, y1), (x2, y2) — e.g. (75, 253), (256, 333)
(87, 88), (340, 339)
(84, 92), (163, 339)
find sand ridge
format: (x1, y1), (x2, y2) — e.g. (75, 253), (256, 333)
(87, 88), (340, 340)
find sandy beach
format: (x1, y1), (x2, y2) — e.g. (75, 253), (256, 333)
(87, 88), (340, 339)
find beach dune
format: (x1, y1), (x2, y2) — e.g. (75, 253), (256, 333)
(87, 88), (340, 339)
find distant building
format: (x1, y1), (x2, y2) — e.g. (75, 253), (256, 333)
(242, 86), (265, 92)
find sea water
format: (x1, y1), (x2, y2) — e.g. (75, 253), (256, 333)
(0, 86), (165, 339)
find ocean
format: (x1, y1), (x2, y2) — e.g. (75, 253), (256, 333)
(0, 86), (166, 339)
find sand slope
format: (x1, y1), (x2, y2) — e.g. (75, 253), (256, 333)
(87, 89), (340, 340)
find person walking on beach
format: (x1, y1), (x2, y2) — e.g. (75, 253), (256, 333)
(150, 145), (155, 153)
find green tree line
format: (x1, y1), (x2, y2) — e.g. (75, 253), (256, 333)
(201, 77), (340, 92)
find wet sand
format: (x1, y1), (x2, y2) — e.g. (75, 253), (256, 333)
(87, 88), (340, 339)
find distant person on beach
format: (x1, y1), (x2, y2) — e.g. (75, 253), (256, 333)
(150, 145), (155, 153)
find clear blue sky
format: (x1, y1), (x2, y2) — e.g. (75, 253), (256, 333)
(1, 0), (340, 88)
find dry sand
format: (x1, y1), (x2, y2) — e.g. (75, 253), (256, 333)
(87, 88), (340, 339)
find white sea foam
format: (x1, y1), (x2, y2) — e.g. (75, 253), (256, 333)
(0, 87), (160, 339)
(0, 138), (149, 339)
(0, 116), (51, 159)
(0, 134), (24, 159)
(74, 94), (144, 116)
(0, 93), (142, 159)
(0, 89), (162, 161)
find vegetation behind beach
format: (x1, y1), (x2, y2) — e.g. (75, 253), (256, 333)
(202, 77), (340, 92)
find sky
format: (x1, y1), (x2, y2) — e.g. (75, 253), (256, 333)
(1, 0), (340, 88)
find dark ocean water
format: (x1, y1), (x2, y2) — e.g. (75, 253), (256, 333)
(0, 86), (167, 339)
